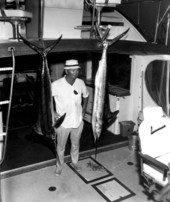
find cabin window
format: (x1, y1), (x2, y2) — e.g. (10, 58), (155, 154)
(107, 53), (131, 90)
(83, 53), (131, 95)
(145, 60), (170, 115)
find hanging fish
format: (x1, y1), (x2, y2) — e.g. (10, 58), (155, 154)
(18, 34), (66, 146)
(92, 25), (129, 157)
(92, 40), (109, 143)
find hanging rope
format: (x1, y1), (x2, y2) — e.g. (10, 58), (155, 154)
(0, 47), (15, 165)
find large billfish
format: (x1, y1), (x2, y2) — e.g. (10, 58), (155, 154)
(19, 34), (66, 161)
(92, 41), (109, 143)
(92, 26), (129, 156)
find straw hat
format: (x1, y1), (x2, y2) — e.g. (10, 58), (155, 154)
(64, 59), (80, 70)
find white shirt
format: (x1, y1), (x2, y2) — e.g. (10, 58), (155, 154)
(52, 77), (89, 128)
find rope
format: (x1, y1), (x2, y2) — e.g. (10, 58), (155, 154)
(0, 47), (15, 165)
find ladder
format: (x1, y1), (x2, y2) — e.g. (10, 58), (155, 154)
(0, 47), (15, 165)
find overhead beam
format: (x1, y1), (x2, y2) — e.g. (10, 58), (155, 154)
(0, 39), (170, 59)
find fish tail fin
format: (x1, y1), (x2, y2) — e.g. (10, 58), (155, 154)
(18, 33), (42, 55)
(18, 32), (62, 56)
(45, 35), (62, 55)
(109, 28), (130, 47)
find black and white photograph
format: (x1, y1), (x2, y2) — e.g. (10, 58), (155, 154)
(1, 0), (170, 202)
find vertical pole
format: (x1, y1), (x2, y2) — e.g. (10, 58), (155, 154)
(15, 0), (20, 9)
(0, 111), (2, 134)
(166, 61), (170, 116)
(166, 15), (170, 115)
(96, 7), (102, 26)
(39, 0), (44, 39)
(137, 2), (140, 26)
(114, 97), (120, 135)
(153, 1), (161, 43)
(86, 54), (93, 81)
(90, 0), (96, 38)
(165, 14), (170, 46)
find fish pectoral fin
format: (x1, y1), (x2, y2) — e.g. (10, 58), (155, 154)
(106, 117), (117, 128)
(105, 110), (119, 128)
(53, 113), (66, 129)
(107, 110), (119, 120)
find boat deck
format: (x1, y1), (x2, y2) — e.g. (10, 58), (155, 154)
(1, 146), (152, 202)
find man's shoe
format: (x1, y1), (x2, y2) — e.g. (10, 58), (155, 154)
(72, 164), (81, 172)
(54, 169), (62, 177)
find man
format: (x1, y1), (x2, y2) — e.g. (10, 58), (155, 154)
(52, 59), (89, 176)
